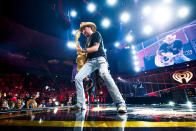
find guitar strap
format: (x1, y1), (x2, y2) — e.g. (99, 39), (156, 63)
(85, 35), (93, 48)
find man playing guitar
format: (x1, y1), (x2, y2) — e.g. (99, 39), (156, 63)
(155, 34), (191, 67)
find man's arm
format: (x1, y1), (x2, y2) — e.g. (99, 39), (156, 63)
(86, 42), (100, 53)
(76, 42), (100, 53)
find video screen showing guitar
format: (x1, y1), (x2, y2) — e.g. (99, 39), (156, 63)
(136, 20), (196, 72)
(155, 35), (191, 67)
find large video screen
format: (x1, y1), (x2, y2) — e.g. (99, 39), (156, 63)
(136, 20), (196, 71)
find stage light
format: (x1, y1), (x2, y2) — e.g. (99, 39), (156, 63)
(135, 67), (140, 72)
(132, 50), (136, 54)
(101, 18), (111, 28)
(53, 98), (56, 101)
(114, 42), (120, 47)
(87, 3), (96, 13)
(131, 45), (135, 49)
(106, 0), (117, 6)
(187, 101), (192, 108)
(118, 77), (121, 80)
(142, 6), (151, 16)
(104, 48), (107, 52)
(126, 35), (133, 42)
(72, 29), (77, 35)
(143, 25), (153, 35)
(120, 12), (130, 23)
(133, 55), (137, 60)
(153, 6), (172, 26)
(178, 7), (190, 18)
(163, 0), (173, 4)
(70, 10), (77, 17)
(169, 101), (175, 106)
(67, 41), (76, 49)
(134, 61), (139, 65)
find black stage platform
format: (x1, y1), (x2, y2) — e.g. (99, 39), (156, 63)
(0, 104), (196, 131)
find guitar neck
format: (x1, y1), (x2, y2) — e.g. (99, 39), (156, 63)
(75, 31), (81, 48)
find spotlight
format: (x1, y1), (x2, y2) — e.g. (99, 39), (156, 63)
(120, 12), (130, 23)
(132, 50), (136, 54)
(104, 48), (107, 52)
(143, 25), (153, 35)
(133, 55), (137, 60)
(117, 77), (121, 80)
(72, 29), (77, 35)
(126, 35), (133, 42)
(169, 101), (175, 106)
(101, 18), (111, 28)
(106, 0), (117, 6)
(142, 6), (151, 16)
(53, 98), (56, 101)
(67, 41), (76, 49)
(186, 101), (192, 108)
(131, 45), (135, 49)
(134, 61), (139, 65)
(114, 42), (120, 47)
(178, 7), (190, 18)
(135, 67), (140, 72)
(153, 6), (172, 25)
(87, 3), (96, 13)
(70, 10), (77, 17)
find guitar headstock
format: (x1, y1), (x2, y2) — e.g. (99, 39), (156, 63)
(75, 31), (81, 46)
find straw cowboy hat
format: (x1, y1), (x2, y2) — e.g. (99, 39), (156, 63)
(79, 22), (96, 32)
(163, 34), (176, 44)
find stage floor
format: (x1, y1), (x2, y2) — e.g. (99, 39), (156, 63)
(0, 104), (196, 131)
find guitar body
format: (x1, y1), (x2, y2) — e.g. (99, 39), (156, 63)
(76, 52), (87, 71)
(75, 31), (87, 71)
(155, 52), (174, 67)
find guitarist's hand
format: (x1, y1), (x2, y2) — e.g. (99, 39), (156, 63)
(76, 44), (82, 52)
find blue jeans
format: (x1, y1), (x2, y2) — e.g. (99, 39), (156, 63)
(75, 56), (126, 109)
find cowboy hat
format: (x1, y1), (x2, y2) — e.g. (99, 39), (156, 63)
(79, 22), (96, 32)
(163, 34), (176, 44)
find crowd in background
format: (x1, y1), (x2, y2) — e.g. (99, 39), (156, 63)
(0, 73), (76, 110)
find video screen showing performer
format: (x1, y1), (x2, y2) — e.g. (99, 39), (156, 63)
(155, 34), (191, 67)
(136, 22), (196, 71)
